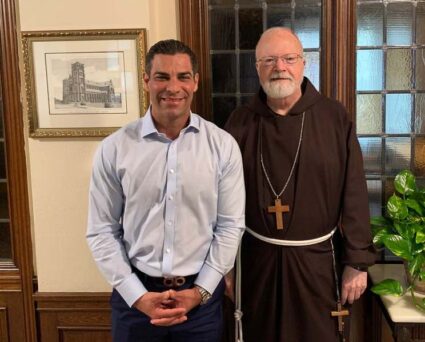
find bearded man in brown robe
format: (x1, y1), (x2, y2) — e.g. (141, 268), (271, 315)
(224, 27), (376, 342)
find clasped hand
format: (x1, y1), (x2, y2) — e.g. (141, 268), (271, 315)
(133, 288), (202, 326)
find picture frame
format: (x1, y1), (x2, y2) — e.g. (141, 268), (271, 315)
(22, 29), (148, 137)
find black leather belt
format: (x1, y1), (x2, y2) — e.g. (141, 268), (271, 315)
(132, 266), (197, 289)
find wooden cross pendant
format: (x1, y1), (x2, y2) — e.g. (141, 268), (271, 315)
(331, 302), (349, 335)
(268, 198), (289, 230)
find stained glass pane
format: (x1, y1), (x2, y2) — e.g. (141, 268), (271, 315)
(0, 182), (9, 219)
(0, 222), (11, 260)
(384, 177), (395, 205)
(267, 8), (292, 28)
(240, 52), (259, 93)
(385, 94), (411, 134)
(357, 3), (384, 46)
(417, 3), (425, 44)
(213, 97), (237, 128)
(266, 0), (292, 4)
(210, 0), (235, 4)
(0, 108), (3, 139)
(356, 94), (382, 134)
(210, 9), (235, 50)
(0, 142), (6, 179)
(357, 50), (383, 91)
(293, 0), (319, 4)
(386, 49), (412, 90)
(414, 137), (425, 176)
(416, 48), (425, 90)
(303, 51), (320, 90)
(239, 8), (263, 49)
(212, 54), (236, 93)
(367, 180), (383, 217)
(387, 2), (413, 46)
(415, 93), (425, 134)
(385, 137), (411, 175)
(241, 95), (253, 105)
(359, 137), (382, 173)
(239, 0), (262, 4)
(294, 6), (321, 49)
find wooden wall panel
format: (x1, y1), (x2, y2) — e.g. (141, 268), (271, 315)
(35, 292), (112, 342)
(59, 328), (111, 342)
(0, 306), (9, 342)
(0, 292), (27, 341)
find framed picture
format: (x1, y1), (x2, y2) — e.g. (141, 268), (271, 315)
(22, 29), (148, 137)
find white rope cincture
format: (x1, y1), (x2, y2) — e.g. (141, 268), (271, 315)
(234, 226), (338, 342)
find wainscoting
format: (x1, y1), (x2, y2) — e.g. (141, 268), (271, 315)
(34, 292), (111, 342)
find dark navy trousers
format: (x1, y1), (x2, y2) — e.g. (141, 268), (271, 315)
(111, 273), (225, 342)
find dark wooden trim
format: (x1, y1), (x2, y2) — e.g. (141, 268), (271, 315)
(34, 292), (111, 309)
(179, 0), (212, 120)
(0, 268), (21, 290)
(333, 0), (356, 118)
(0, 0), (36, 340)
(321, 0), (333, 99)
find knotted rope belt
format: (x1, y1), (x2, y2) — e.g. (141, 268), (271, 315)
(234, 226), (338, 342)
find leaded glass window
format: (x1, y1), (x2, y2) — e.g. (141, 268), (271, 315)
(0, 76), (11, 261)
(209, 0), (322, 127)
(356, 0), (425, 260)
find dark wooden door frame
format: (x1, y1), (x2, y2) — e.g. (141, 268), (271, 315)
(0, 0), (36, 340)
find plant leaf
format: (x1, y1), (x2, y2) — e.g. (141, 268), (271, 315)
(395, 170), (416, 195)
(417, 231), (425, 244)
(405, 198), (424, 216)
(387, 195), (409, 220)
(373, 230), (391, 247)
(371, 216), (392, 227)
(394, 222), (414, 240)
(383, 234), (412, 260)
(408, 254), (425, 277)
(371, 279), (404, 296)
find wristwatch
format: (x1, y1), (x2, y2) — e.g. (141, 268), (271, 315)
(195, 285), (212, 305)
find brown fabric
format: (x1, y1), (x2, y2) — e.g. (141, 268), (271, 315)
(224, 78), (376, 342)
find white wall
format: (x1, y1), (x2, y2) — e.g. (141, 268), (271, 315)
(18, 0), (178, 292)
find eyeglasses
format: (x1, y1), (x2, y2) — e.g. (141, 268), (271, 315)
(256, 54), (304, 67)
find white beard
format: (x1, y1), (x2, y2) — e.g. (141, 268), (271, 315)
(262, 79), (296, 99)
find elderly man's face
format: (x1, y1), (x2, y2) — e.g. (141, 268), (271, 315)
(255, 30), (305, 100)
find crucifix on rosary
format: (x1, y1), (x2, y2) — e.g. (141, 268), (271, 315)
(259, 112), (306, 231)
(330, 301), (349, 341)
(268, 198), (289, 230)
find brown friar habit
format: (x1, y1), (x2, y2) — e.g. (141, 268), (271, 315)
(224, 78), (376, 342)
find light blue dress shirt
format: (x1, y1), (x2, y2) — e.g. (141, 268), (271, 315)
(87, 109), (245, 307)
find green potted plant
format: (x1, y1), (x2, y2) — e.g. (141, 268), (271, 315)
(371, 169), (425, 311)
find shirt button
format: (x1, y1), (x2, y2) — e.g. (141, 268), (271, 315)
(166, 248), (170, 253)
(169, 195), (173, 200)
(169, 169), (175, 174)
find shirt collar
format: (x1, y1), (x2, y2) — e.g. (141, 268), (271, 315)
(140, 107), (200, 139)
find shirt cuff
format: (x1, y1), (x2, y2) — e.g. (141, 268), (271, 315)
(115, 272), (148, 307)
(194, 263), (223, 295)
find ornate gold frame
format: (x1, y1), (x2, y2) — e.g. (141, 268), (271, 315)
(22, 29), (147, 137)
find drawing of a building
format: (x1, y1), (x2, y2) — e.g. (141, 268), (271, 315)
(62, 62), (121, 105)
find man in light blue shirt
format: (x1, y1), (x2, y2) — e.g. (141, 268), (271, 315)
(86, 39), (245, 342)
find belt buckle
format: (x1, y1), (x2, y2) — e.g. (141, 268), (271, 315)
(163, 276), (186, 288)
